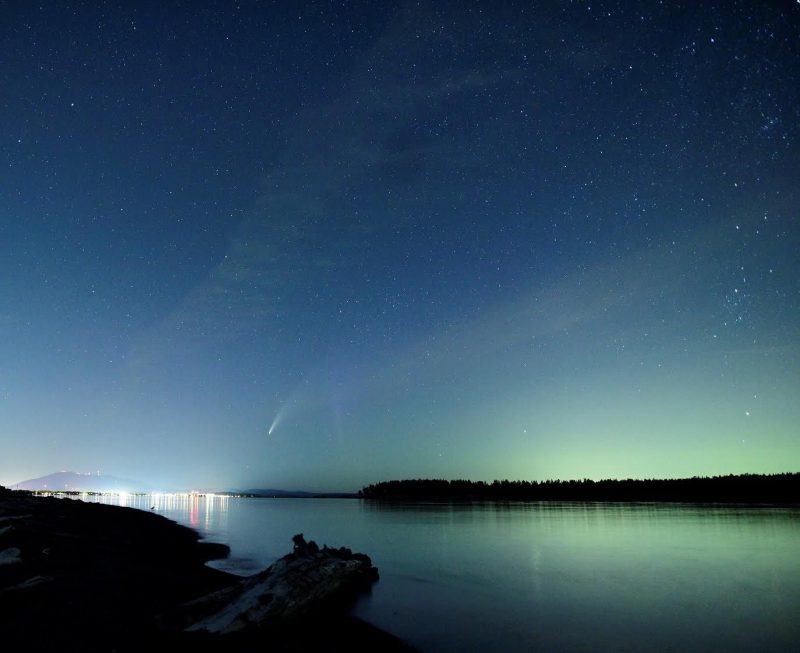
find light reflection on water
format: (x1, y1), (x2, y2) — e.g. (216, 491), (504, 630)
(75, 495), (800, 652)
(78, 492), (231, 544)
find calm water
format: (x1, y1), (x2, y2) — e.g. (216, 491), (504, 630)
(81, 494), (800, 652)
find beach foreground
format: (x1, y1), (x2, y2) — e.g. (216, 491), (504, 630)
(0, 489), (416, 652)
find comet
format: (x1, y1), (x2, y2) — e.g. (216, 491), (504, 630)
(268, 404), (288, 436)
(267, 381), (312, 437)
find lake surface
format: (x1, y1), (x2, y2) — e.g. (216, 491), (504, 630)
(82, 494), (800, 652)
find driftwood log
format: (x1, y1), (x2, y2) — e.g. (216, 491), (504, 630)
(181, 533), (379, 634)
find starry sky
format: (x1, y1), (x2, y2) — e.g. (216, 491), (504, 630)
(2, 1), (798, 492)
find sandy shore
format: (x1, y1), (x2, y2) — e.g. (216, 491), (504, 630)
(0, 489), (416, 652)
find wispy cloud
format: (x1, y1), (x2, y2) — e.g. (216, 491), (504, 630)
(340, 218), (750, 399)
(127, 5), (520, 370)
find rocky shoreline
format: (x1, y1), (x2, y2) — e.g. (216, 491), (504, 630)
(0, 489), (416, 651)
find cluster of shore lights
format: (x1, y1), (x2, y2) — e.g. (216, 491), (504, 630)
(37, 490), (239, 498)
(38, 490), (237, 513)
(20, 491), (234, 531)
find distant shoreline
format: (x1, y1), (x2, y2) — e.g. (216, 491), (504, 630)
(359, 473), (800, 504)
(22, 490), (360, 500)
(12, 472), (799, 505)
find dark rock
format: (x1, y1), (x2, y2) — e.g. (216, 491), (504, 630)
(0, 492), (413, 653)
(0, 546), (22, 566)
(0, 492), (233, 650)
(195, 541), (231, 562)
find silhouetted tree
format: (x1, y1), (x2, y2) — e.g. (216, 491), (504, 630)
(359, 473), (799, 504)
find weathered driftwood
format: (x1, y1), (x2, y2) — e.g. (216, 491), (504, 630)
(184, 534), (378, 634)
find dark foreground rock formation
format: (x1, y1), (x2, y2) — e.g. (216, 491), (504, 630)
(178, 534), (378, 634)
(0, 491), (415, 652)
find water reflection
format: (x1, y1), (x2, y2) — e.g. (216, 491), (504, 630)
(63, 495), (800, 652)
(77, 492), (231, 541)
(356, 500), (800, 652)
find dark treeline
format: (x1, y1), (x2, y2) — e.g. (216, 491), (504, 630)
(359, 473), (800, 503)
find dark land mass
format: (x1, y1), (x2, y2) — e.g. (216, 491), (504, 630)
(360, 473), (800, 503)
(0, 486), (415, 652)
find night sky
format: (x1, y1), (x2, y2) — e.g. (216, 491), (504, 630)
(2, 1), (798, 492)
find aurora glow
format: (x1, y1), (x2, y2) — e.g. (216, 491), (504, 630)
(1, 1), (798, 491)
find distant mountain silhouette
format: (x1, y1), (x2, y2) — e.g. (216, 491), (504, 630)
(12, 471), (148, 493)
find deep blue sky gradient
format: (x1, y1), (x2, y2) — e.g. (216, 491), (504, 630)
(2, 1), (798, 491)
